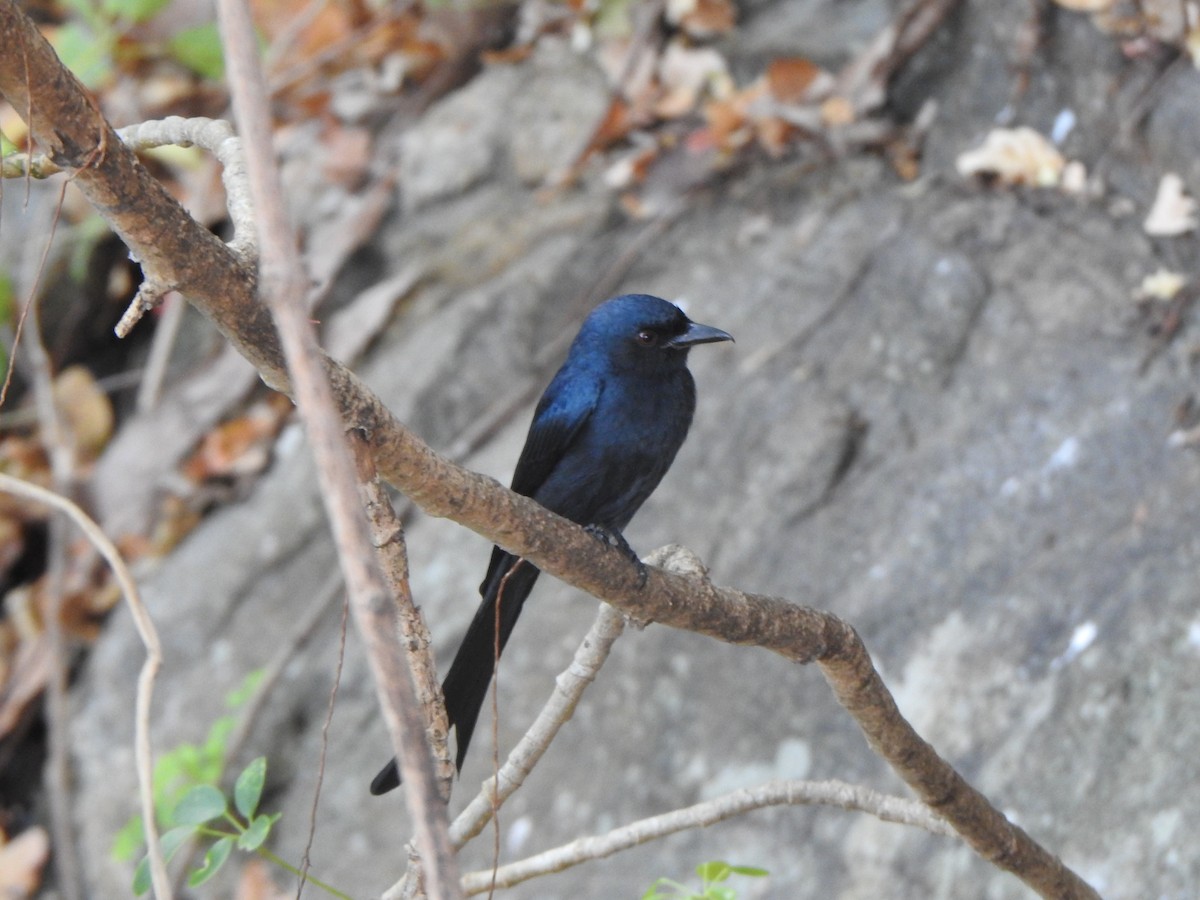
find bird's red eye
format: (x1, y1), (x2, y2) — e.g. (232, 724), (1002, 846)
(636, 330), (658, 346)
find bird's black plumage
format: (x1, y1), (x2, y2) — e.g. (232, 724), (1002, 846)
(371, 294), (731, 795)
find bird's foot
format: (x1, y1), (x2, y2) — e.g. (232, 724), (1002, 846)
(585, 524), (648, 587)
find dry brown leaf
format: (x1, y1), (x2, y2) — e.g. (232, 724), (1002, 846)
(584, 99), (634, 158)
(665, 0), (736, 38)
(1144, 173), (1198, 236)
(754, 116), (794, 157)
(181, 396), (291, 482)
(955, 126), (1066, 187)
(0, 515), (24, 576)
(51, 366), (114, 461)
(702, 79), (767, 151)
(765, 58), (826, 104)
(603, 145), (660, 190)
(0, 636), (48, 738)
(236, 859), (292, 900)
(0, 827), (50, 898)
(254, 0), (366, 48)
(819, 95), (856, 127)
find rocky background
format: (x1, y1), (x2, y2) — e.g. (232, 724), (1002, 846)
(3, 0), (1199, 897)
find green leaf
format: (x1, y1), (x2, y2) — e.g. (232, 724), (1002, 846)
(641, 877), (689, 899)
(237, 812), (279, 851)
(187, 835), (234, 888)
(726, 865), (768, 877)
(102, 0), (172, 24)
(111, 814), (145, 862)
(703, 888), (735, 900)
(234, 757), (266, 820)
(167, 23), (225, 80)
(171, 785), (227, 826)
(50, 21), (114, 88)
(226, 669), (265, 708)
(131, 826), (196, 895)
(696, 861), (732, 883)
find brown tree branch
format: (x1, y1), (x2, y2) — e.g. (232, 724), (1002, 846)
(351, 430), (455, 796)
(212, 1), (460, 897)
(0, 5), (1098, 898)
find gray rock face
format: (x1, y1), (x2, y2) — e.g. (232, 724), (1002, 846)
(70, 4), (1200, 899)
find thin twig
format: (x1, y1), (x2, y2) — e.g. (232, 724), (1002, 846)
(134, 290), (186, 411)
(298, 595), (349, 899)
(213, 1), (461, 896)
(459, 778), (956, 893)
(0, 473), (169, 900)
(447, 602), (626, 851)
(19, 186), (83, 900)
(352, 433), (452, 794)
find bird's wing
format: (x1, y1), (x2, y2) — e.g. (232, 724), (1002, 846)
(509, 368), (602, 499)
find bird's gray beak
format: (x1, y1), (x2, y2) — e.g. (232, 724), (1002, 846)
(667, 321), (734, 348)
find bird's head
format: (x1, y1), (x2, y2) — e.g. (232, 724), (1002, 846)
(577, 294), (733, 375)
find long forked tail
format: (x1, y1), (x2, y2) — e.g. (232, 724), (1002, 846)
(369, 555), (540, 795)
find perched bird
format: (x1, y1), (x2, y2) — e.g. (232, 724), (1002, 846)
(370, 294), (732, 795)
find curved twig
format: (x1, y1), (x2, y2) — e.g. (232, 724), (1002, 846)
(0, 473), (169, 900)
(460, 778), (956, 894)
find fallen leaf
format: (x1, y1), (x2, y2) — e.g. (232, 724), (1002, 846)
(52, 366), (114, 461)
(181, 396), (291, 482)
(603, 144), (660, 189)
(665, 0), (736, 38)
(1144, 173), (1197, 236)
(0, 635), (48, 738)
(819, 95), (856, 127)
(0, 826), (50, 897)
(956, 126), (1066, 187)
(235, 858), (291, 900)
(765, 58), (830, 105)
(702, 79), (767, 151)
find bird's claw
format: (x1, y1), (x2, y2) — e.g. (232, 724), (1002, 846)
(585, 524), (649, 587)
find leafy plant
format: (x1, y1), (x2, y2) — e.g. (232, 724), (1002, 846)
(643, 860), (769, 900)
(112, 668), (263, 863)
(50, 0), (225, 88)
(131, 756), (286, 893)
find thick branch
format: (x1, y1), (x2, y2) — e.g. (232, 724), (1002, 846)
(0, 7), (1098, 898)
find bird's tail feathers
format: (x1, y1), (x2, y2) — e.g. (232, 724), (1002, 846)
(442, 557), (540, 769)
(368, 555), (540, 795)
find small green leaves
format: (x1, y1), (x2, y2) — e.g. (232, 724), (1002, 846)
(172, 785), (227, 825)
(696, 861), (769, 882)
(238, 813), (281, 852)
(234, 757), (267, 820)
(132, 826), (194, 895)
(643, 860), (769, 899)
(166, 24), (225, 80)
(188, 836), (234, 887)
